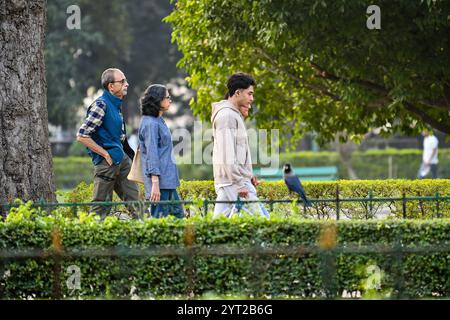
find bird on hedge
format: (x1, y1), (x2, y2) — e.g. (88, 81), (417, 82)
(283, 163), (312, 207)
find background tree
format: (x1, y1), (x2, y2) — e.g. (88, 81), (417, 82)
(165, 0), (450, 145)
(46, 0), (131, 128)
(46, 0), (193, 130)
(0, 0), (56, 205)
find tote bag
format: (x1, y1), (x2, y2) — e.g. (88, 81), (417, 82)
(127, 147), (144, 184)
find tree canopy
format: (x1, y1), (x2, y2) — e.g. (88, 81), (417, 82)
(46, 0), (186, 128)
(46, 0), (131, 128)
(166, 0), (450, 144)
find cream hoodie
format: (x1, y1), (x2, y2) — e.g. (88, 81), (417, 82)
(211, 100), (253, 190)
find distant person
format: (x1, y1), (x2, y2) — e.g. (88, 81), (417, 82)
(138, 84), (184, 218)
(77, 68), (139, 220)
(211, 72), (269, 218)
(417, 129), (438, 179)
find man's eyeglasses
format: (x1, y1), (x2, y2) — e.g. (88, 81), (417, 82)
(111, 78), (128, 85)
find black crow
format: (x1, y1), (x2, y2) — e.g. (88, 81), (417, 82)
(283, 163), (312, 207)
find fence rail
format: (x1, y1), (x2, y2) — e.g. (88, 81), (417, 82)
(1, 243), (449, 259)
(1, 195), (449, 299)
(2, 192), (450, 219)
(0, 242), (448, 299)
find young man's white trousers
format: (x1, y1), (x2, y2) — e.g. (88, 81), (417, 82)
(213, 180), (269, 218)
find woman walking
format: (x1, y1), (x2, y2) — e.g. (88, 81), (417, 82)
(139, 84), (184, 218)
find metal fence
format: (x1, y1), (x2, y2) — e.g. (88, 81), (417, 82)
(2, 192), (450, 219)
(1, 195), (448, 299)
(0, 242), (448, 299)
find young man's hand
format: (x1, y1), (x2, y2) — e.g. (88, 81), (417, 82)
(251, 175), (260, 186)
(238, 187), (249, 198)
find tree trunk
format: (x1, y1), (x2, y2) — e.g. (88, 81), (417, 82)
(335, 134), (359, 180)
(0, 0), (56, 207)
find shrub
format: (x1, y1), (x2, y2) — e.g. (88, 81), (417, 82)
(53, 157), (92, 189)
(67, 141), (90, 157)
(60, 179), (450, 219)
(0, 212), (448, 299)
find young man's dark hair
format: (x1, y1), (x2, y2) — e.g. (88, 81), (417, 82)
(225, 72), (256, 99)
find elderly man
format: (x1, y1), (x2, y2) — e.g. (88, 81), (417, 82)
(77, 68), (139, 219)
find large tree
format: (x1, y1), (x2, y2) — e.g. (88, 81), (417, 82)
(46, 0), (131, 128)
(166, 0), (450, 145)
(45, 0), (190, 129)
(0, 0), (56, 205)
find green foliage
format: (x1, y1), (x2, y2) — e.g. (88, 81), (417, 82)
(67, 141), (89, 157)
(46, 0), (184, 128)
(0, 213), (448, 299)
(64, 181), (95, 204)
(60, 179), (450, 219)
(165, 0), (450, 143)
(6, 200), (47, 223)
(46, 0), (131, 128)
(53, 157), (93, 189)
(54, 149), (450, 188)
(346, 149), (450, 179)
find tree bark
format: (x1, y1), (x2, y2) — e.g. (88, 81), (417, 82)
(0, 0), (56, 206)
(335, 134), (359, 180)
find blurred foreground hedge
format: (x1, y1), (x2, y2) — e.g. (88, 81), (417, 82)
(0, 208), (448, 299)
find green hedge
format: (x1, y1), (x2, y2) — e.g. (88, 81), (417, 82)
(53, 157), (93, 190)
(53, 149), (450, 189)
(282, 149), (450, 180)
(0, 208), (448, 299)
(180, 179), (450, 219)
(63, 179), (450, 219)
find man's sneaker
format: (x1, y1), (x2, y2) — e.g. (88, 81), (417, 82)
(112, 212), (132, 221)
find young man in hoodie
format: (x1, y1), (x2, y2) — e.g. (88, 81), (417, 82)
(211, 73), (269, 218)
(77, 68), (139, 219)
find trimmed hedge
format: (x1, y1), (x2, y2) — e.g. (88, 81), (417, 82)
(179, 179), (450, 219)
(280, 148), (450, 180)
(0, 210), (448, 299)
(53, 148), (450, 188)
(63, 179), (450, 219)
(53, 157), (93, 190)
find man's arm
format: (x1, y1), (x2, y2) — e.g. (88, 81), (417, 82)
(76, 100), (112, 165)
(427, 147), (438, 165)
(425, 137), (439, 165)
(76, 136), (113, 165)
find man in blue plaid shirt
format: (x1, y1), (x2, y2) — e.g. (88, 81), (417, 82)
(77, 68), (139, 219)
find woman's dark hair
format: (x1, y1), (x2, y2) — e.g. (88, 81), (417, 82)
(224, 72), (256, 99)
(140, 84), (167, 117)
